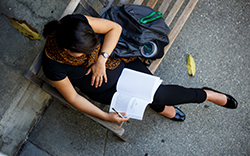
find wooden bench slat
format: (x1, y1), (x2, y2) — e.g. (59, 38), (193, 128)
(148, 0), (199, 73)
(158, 0), (172, 15)
(118, 0), (129, 5)
(61, 0), (114, 18)
(133, 0), (143, 5)
(146, 0), (158, 8)
(165, 0), (185, 26)
(99, 0), (115, 16)
(29, 49), (44, 74)
(99, 0), (109, 6)
(23, 69), (45, 87)
(80, 0), (100, 17)
(61, 0), (81, 19)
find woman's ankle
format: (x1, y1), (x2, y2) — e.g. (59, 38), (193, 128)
(204, 90), (227, 106)
(159, 106), (176, 118)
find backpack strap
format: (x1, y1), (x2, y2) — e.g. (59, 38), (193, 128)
(140, 11), (162, 24)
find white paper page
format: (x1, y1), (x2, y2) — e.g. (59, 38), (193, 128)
(125, 97), (149, 120)
(109, 92), (149, 120)
(117, 68), (162, 102)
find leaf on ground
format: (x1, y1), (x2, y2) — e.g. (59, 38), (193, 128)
(187, 54), (196, 77)
(2, 13), (41, 40)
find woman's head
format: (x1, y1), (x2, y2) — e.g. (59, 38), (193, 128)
(43, 15), (99, 54)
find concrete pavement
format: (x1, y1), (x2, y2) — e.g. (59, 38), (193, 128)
(0, 0), (249, 155)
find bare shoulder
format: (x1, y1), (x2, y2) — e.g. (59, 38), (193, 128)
(85, 15), (121, 34)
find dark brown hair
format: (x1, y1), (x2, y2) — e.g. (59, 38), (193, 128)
(43, 15), (99, 54)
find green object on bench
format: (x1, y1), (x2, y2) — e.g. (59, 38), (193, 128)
(140, 11), (162, 24)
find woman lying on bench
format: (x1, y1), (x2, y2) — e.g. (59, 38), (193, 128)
(42, 14), (238, 123)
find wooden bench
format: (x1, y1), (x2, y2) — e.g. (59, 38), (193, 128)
(23, 0), (198, 141)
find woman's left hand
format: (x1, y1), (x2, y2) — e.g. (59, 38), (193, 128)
(86, 56), (107, 88)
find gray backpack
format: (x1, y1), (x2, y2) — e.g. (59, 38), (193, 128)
(101, 5), (170, 59)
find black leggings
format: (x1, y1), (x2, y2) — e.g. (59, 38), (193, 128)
(150, 85), (206, 112)
(88, 59), (207, 112)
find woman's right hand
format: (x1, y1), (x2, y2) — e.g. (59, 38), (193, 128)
(106, 112), (130, 123)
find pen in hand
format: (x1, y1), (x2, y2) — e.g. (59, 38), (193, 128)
(112, 108), (130, 123)
(112, 108), (124, 118)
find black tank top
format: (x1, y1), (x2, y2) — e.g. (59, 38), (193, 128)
(42, 14), (126, 94)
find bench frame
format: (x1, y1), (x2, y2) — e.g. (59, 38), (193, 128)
(23, 0), (198, 141)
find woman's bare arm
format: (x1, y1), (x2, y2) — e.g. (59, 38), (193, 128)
(85, 16), (122, 87)
(49, 77), (129, 123)
(85, 15), (122, 55)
